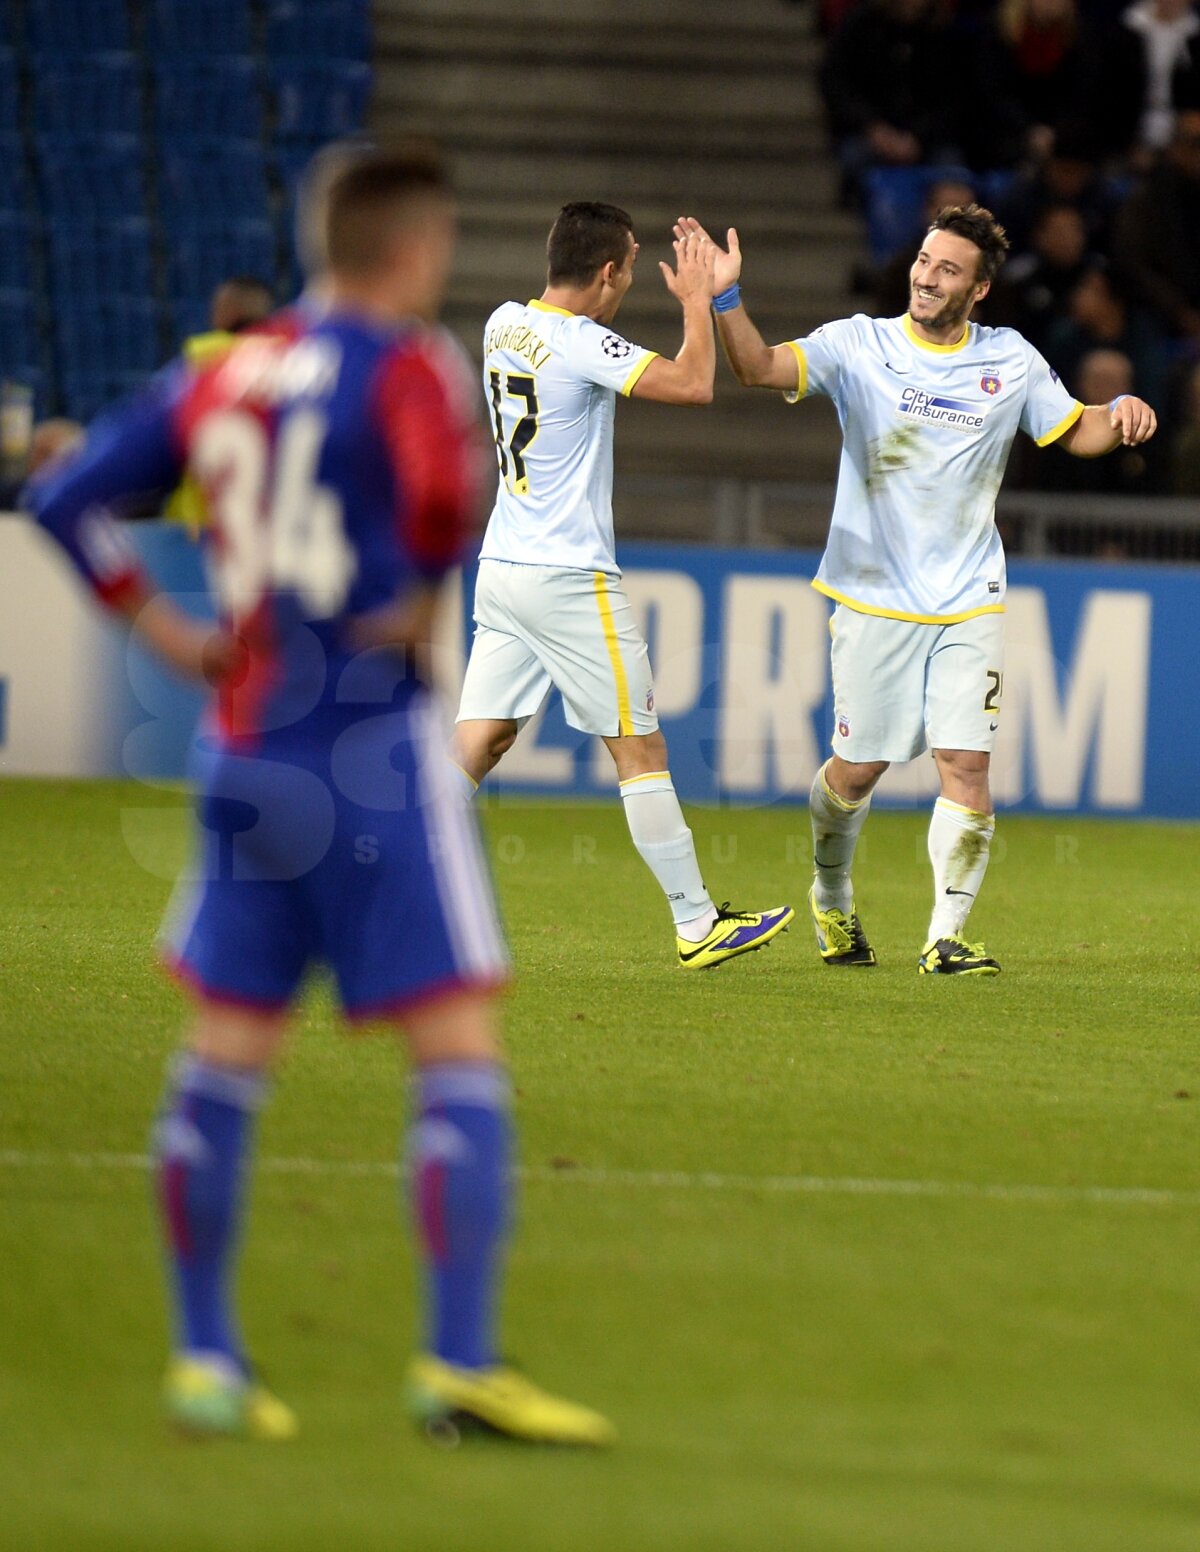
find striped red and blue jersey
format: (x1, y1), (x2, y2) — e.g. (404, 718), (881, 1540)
(29, 311), (484, 745)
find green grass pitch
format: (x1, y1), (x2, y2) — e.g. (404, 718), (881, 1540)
(2, 778), (1199, 1552)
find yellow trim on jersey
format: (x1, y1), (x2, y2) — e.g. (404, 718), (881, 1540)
(901, 313), (970, 355)
(812, 578), (1006, 625)
(1035, 399), (1085, 447)
(528, 299), (575, 318)
(594, 572), (634, 735)
(619, 769), (670, 788)
(782, 339), (808, 403)
(620, 351), (658, 396)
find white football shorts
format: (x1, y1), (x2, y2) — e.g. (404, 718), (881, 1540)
(829, 603), (1005, 763)
(457, 559), (658, 737)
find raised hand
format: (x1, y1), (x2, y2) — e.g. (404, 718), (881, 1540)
(659, 224), (717, 305)
(673, 217), (741, 293)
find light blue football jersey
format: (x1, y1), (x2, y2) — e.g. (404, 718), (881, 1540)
(786, 313), (1083, 622)
(479, 299), (657, 574)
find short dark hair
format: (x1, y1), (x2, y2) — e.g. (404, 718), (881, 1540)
(324, 146), (453, 275)
(927, 202), (1010, 284)
(546, 202), (634, 286)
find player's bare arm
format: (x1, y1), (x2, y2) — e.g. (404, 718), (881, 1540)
(1056, 394), (1158, 457)
(674, 217), (799, 393)
(628, 227), (716, 406)
(113, 581), (243, 686)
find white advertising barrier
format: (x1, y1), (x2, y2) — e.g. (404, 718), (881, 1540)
(0, 520), (1192, 816)
(0, 517), (130, 775)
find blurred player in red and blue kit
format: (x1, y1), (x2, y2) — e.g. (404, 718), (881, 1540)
(27, 149), (613, 1447)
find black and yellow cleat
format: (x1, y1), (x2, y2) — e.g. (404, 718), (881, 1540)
(809, 888), (877, 967)
(408, 1355), (616, 1447)
(918, 935), (1001, 976)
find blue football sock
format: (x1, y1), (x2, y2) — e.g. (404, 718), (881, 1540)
(154, 1054), (266, 1370)
(410, 1062), (511, 1371)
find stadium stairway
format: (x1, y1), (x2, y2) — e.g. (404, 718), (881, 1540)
(371, 0), (863, 536)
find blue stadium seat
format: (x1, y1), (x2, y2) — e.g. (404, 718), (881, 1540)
(145, 0), (255, 57)
(57, 297), (162, 376)
(171, 297), (214, 349)
(0, 51), (21, 135)
(164, 216), (276, 300)
(0, 134), (30, 214)
(27, 0), (132, 55)
(154, 58), (264, 141)
(266, 1), (371, 62)
(862, 164), (975, 266)
(0, 212), (34, 288)
(37, 135), (147, 219)
(35, 55), (143, 138)
(62, 371), (155, 423)
(0, 288), (38, 369)
(159, 139), (270, 222)
(270, 60), (371, 143)
(47, 217), (156, 300)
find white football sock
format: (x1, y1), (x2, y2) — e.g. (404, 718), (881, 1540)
(809, 761), (872, 915)
(619, 772), (716, 939)
(926, 797), (995, 942)
(448, 760), (479, 804)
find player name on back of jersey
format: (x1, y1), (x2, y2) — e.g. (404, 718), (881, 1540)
(221, 336), (341, 403)
(485, 319), (552, 371)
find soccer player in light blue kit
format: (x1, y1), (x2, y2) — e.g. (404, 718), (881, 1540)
(683, 204), (1157, 974)
(454, 203), (793, 969)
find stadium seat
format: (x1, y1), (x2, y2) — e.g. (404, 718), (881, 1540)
(159, 140), (271, 223)
(61, 370), (156, 422)
(34, 55), (143, 138)
(0, 51), (21, 136)
(26, 0), (132, 55)
(36, 135), (147, 220)
(0, 288), (38, 370)
(269, 60), (371, 143)
(57, 297), (162, 376)
(154, 58), (265, 141)
(47, 217), (156, 301)
(0, 212), (34, 288)
(862, 164), (974, 266)
(266, 1), (371, 63)
(164, 216), (276, 300)
(144, 0), (255, 56)
(0, 134), (30, 214)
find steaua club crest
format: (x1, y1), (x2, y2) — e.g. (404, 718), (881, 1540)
(646, 687), (655, 712)
(980, 373), (1002, 396)
(837, 716), (850, 738)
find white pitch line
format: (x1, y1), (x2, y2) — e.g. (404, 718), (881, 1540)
(0, 1149), (1197, 1209)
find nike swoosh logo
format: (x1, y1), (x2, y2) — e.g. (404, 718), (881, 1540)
(884, 361), (910, 374)
(945, 888), (975, 897)
(989, 721), (999, 731)
(814, 853), (838, 869)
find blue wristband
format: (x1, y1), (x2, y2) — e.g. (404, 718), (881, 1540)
(712, 283), (742, 313)
(1109, 394), (1130, 412)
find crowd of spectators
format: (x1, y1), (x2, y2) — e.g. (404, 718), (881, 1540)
(819, 0), (1200, 504)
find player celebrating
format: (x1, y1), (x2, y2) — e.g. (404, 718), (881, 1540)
(454, 202), (793, 969)
(28, 150), (613, 1446)
(684, 204), (1156, 974)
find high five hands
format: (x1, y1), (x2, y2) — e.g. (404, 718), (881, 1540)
(673, 217), (741, 293)
(660, 222), (718, 304)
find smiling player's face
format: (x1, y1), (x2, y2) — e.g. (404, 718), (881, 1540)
(908, 228), (987, 337)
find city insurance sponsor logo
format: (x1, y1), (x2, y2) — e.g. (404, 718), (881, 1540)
(897, 386), (986, 432)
